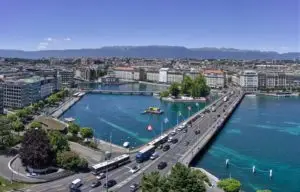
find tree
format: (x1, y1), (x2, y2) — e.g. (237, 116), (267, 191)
(167, 163), (206, 192)
(68, 123), (80, 136)
(217, 178), (241, 192)
(159, 91), (169, 97)
(48, 131), (70, 153)
(11, 120), (25, 132)
(7, 114), (18, 122)
(191, 75), (210, 97)
(56, 151), (88, 171)
(16, 109), (27, 119)
(30, 121), (42, 129)
(80, 127), (93, 139)
(19, 129), (54, 169)
(181, 76), (193, 95)
(169, 83), (181, 97)
(141, 171), (168, 192)
(0, 116), (14, 149)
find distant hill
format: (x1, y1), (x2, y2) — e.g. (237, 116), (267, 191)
(0, 46), (299, 59)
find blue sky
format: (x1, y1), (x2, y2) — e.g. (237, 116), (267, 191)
(0, 0), (299, 52)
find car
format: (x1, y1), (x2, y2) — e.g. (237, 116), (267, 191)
(184, 141), (190, 146)
(157, 162), (167, 170)
(130, 183), (140, 192)
(158, 144), (163, 149)
(194, 130), (201, 135)
(150, 152), (159, 160)
(217, 114), (221, 118)
(170, 131), (176, 136)
(103, 180), (117, 188)
(163, 145), (170, 151)
(96, 172), (106, 180)
(129, 165), (140, 173)
(176, 126), (183, 131)
(171, 138), (178, 144)
(90, 180), (101, 188)
(183, 129), (188, 133)
(168, 137), (173, 142)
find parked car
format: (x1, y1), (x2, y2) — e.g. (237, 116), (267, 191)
(103, 180), (117, 188)
(158, 144), (163, 149)
(194, 130), (201, 135)
(90, 180), (101, 188)
(183, 129), (188, 133)
(157, 162), (167, 170)
(169, 131), (176, 136)
(163, 145), (170, 151)
(171, 138), (178, 144)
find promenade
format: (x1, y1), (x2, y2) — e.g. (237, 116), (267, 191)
(51, 96), (83, 118)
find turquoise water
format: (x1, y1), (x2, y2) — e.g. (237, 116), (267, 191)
(192, 96), (300, 192)
(61, 84), (207, 147)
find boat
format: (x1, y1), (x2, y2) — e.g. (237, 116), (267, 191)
(141, 107), (164, 115)
(123, 142), (130, 148)
(64, 117), (75, 123)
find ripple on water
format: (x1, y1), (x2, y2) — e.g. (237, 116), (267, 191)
(226, 129), (241, 134)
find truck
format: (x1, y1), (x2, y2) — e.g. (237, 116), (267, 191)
(70, 178), (82, 190)
(136, 145), (156, 163)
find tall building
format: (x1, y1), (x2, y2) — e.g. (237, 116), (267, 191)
(159, 68), (169, 83)
(167, 71), (183, 83)
(239, 70), (258, 92)
(0, 85), (3, 114)
(114, 67), (134, 80)
(202, 69), (225, 88)
(59, 70), (74, 88)
(146, 70), (159, 82)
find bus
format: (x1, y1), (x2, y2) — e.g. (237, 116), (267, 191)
(91, 154), (130, 175)
(136, 144), (156, 163)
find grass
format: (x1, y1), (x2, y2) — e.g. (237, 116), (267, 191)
(0, 176), (28, 192)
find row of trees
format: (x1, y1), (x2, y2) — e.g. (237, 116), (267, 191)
(161, 75), (210, 98)
(19, 128), (88, 172)
(141, 163), (207, 192)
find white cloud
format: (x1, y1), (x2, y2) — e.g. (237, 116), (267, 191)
(45, 37), (54, 42)
(37, 42), (49, 50)
(64, 37), (71, 41)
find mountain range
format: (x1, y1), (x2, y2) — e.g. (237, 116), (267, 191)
(0, 46), (299, 60)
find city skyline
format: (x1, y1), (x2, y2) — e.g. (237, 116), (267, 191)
(1, 0), (299, 52)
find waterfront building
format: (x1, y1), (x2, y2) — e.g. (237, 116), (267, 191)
(114, 67), (134, 80)
(2, 76), (57, 109)
(146, 70), (159, 82)
(185, 70), (201, 80)
(167, 71), (183, 83)
(59, 69), (74, 88)
(202, 69), (225, 88)
(239, 70), (258, 92)
(159, 68), (169, 83)
(286, 73), (300, 89)
(75, 65), (99, 81)
(133, 68), (146, 81)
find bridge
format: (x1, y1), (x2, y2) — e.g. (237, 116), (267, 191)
(23, 88), (244, 192)
(83, 89), (159, 96)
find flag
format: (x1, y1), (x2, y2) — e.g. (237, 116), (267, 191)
(164, 117), (169, 124)
(178, 111), (182, 116)
(188, 106), (192, 111)
(147, 125), (153, 131)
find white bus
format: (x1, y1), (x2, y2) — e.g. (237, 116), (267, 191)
(91, 154), (130, 175)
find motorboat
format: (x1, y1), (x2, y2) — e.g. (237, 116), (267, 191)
(141, 107), (164, 114)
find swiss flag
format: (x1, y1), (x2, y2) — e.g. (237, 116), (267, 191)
(147, 125), (153, 131)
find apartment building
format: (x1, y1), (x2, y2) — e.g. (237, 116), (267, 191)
(146, 70), (159, 82)
(114, 67), (134, 80)
(202, 69), (225, 88)
(167, 71), (183, 83)
(239, 70), (258, 92)
(0, 85), (3, 114)
(159, 68), (169, 83)
(59, 70), (74, 88)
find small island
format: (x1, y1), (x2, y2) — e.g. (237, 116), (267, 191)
(159, 74), (211, 102)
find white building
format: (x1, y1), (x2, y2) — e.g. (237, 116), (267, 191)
(202, 69), (225, 88)
(146, 71), (159, 82)
(167, 71), (183, 83)
(159, 68), (169, 83)
(239, 70), (258, 92)
(114, 67), (134, 80)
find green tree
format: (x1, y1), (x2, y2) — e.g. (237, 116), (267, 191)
(181, 76), (193, 95)
(141, 171), (168, 192)
(167, 163), (206, 192)
(191, 75), (210, 97)
(16, 109), (27, 119)
(56, 151), (88, 171)
(217, 178), (241, 192)
(19, 129), (54, 169)
(169, 82), (181, 97)
(68, 123), (80, 136)
(48, 131), (70, 153)
(80, 127), (93, 139)
(30, 121), (42, 129)
(0, 116), (14, 149)
(7, 114), (18, 122)
(159, 90), (169, 97)
(11, 120), (25, 132)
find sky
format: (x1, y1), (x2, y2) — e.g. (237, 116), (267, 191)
(0, 0), (299, 52)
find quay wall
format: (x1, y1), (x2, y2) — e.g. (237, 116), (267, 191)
(51, 95), (85, 118)
(180, 92), (245, 166)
